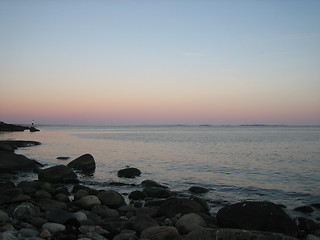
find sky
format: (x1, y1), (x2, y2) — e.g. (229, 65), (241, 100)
(0, 0), (320, 125)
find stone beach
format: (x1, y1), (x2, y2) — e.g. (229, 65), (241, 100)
(0, 136), (320, 239)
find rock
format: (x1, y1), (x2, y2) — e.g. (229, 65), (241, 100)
(188, 186), (209, 194)
(216, 201), (299, 236)
(30, 126), (40, 132)
(57, 156), (70, 160)
(34, 189), (53, 199)
(37, 199), (67, 211)
(133, 213), (159, 233)
(55, 192), (70, 202)
(298, 217), (320, 234)
(157, 198), (209, 218)
(0, 121), (29, 131)
(67, 154), (96, 173)
(42, 222), (66, 234)
(0, 209), (9, 225)
(38, 165), (78, 183)
(47, 208), (73, 224)
(73, 211), (88, 222)
(0, 187), (31, 204)
(113, 232), (138, 240)
(13, 202), (40, 220)
(97, 190), (125, 209)
(99, 217), (134, 236)
(129, 190), (147, 200)
(0, 151), (36, 172)
(81, 231), (108, 240)
(143, 187), (171, 198)
(92, 205), (119, 218)
(40, 229), (52, 239)
(141, 180), (168, 189)
(0, 232), (18, 240)
(29, 217), (47, 228)
(306, 234), (320, 240)
(140, 226), (180, 240)
(175, 213), (207, 234)
(185, 228), (299, 240)
(117, 167), (141, 178)
(76, 195), (101, 210)
(18, 228), (39, 238)
(294, 205), (314, 213)
(136, 207), (158, 217)
(72, 184), (99, 195)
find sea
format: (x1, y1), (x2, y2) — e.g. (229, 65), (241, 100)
(1, 125), (320, 217)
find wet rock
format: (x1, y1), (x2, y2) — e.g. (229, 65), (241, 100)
(136, 207), (158, 217)
(143, 187), (171, 198)
(81, 231), (108, 240)
(0, 209), (9, 225)
(30, 126), (40, 132)
(99, 217), (134, 236)
(113, 231), (138, 240)
(188, 186), (209, 194)
(295, 205), (314, 213)
(40, 229), (52, 239)
(92, 205), (120, 218)
(73, 211), (88, 222)
(13, 202), (40, 220)
(37, 199), (67, 211)
(185, 228), (299, 240)
(72, 184), (99, 195)
(133, 213), (159, 233)
(57, 156), (70, 160)
(0, 151), (36, 172)
(18, 228), (39, 238)
(157, 198), (209, 218)
(38, 165), (78, 183)
(76, 195), (101, 210)
(74, 189), (89, 200)
(97, 190), (125, 209)
(0, 187), (31, 204)
(306, 234), (320, 240)
(42, 222), (66, 234)
(29, 216), (47, 228)
(140, 226), (180, 240)
(67, 154), (96, 173)
(47, 208), (73, 224)
(34, 189), (53, 199)
(298, 217), (320, 234)
(117, 167), (141, 178)
(0, 232), (18, 240)
(216, 201), (299, 236)
(141, 180), (168, 189)
(175, 213), (207, 234)
(54, 192), (70, 203)
(129, 190), (147, 200)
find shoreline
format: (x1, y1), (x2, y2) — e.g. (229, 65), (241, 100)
(0, 140), (320, 239)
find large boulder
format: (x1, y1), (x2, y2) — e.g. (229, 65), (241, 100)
(117, 167), (141, 178)
(67, 154), (96, 173)
(38, 165), (78, 183)
(0, 151), (36, 172)
(216, 201), (299, 236)
(157, 198), (209, 218)
(97, 190), (126, 209)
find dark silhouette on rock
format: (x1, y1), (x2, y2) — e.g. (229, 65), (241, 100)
(0, 151), (37, 172)
(30, 127), (40, 132)
(67, 154), (96, 173)
(0, 121), (29, 131)
(216, 201), (299, 237)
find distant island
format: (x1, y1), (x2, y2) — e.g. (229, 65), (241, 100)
(0, 121), (40, 132)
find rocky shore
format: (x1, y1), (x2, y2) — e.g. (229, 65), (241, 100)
(0, 141), (320, 240)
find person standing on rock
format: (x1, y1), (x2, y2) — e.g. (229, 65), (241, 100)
(32, 120), (34, 127)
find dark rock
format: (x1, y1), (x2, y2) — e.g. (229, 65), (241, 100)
(76, 195), (101, 210)
(38, 165), (78, 183)
(97, 190), (125, 209)
(72, 184), (99, 195)
(109, 181), (137, 187)
(298, 217), (320, 234)
(0, 187), (31, 204)
(67, 153), (96, 173)
(141, 180), (168, 189)
(37, 199), (67, 211)
(144, 199), (166, 207)
(294, 205), (314, 213)
(129, 190), (147, 200)
(143, 187), (171, 198)
(30, 126), (40, 132)
(185, 228), (299, 240)
(188, 186), (209, 194)
(57, 156), (70, 160)
(117, 167), (141, 178)
(92, 205), (119, 218)
(34, 189), (53, 199)
(133, 213), (159, 233)
(55, 193), (70, 203)
(0, 151), (37, 172)
(47, 209), (73, 224)
(0, 181), (15, 193)
(0, 121), (29, 131)
(136, 207), (158, 217)
(311, 203), (320, 209)
(157, 198), (209, 218)
(216, 201), (299, 236)
(99, 217), (134, 236)
(175, 213), (207, 234)
(0, 140), (41, 149)
(13, 202), (40, 220)
(140, 226), (180, 240)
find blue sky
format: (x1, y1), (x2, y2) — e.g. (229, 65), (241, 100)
(1, 0), (319, 125)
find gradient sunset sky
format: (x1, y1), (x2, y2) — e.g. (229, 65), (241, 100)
(1, 1), (319, 125)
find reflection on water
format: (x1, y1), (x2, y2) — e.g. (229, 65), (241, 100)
(1, 125), (320, 210)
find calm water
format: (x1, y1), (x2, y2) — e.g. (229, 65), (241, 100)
(1, 125), (320, 214)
